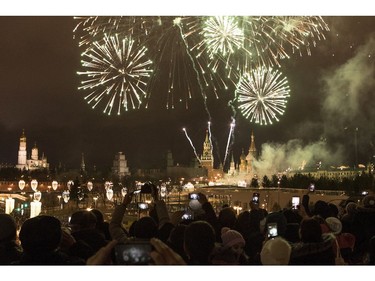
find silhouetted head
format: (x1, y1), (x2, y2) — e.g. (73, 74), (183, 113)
(19, 215), (62, 254)
(0, 214), (17, 243)
(70, 210), (97, 232)
(218, 207), (237, 228)
(184, 220), (216, 264)
(313, 200), (331, 219)
(133, 216), (158, 239)
(299, 218), (322, 243)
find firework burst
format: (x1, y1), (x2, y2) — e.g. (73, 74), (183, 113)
(77, 34), (153, 115)
(265, 16), (330, 57)
(73, 16), (158, 48)
(235, 66), (290, 125)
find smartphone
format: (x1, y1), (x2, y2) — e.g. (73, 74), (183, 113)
(181, 213), (193, 220)
(114, 240), (152, 265)
(138, 202), (149, 210)
(267, 223), (278, 239)
(189, 193), (199, 200)
(292, 196), (300, 210)
(252, 192), (260, 204)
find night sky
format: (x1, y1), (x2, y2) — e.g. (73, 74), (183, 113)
(0, 10), (374, 173)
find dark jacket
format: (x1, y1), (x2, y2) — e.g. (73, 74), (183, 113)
(289, 233), (335, 265)
(351, 206), (375, 262)
(69, 228), (108, 261)
(12, 249), (85, 265)
(0, 241), (23, 265)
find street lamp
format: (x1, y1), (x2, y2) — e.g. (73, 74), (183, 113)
(62, 190), (70, 203)
(52, 181), (58, 191)
(121, 187), (127, 197)
(87, 181), (93, 191)
(57, 195), (62, 209)
(30, 191), (42, 218)
(93, 196), (98, 208)
(18, 180), (26, 191)
(106, 188), (114, 201)
(31, 180), (38, 192)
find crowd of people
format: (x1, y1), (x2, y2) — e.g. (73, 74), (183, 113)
(1, 183), (375, 266)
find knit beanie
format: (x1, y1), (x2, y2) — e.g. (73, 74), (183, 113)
(345, 202), (357, 214)
(325, 217), (342, 235)
(221, 227), (245, 248)
(363, 195), (375, 208)
(260, 237), (291, 265)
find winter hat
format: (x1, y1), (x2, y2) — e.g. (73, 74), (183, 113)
(313, 200), (331, 219)
(221, 227), (245, 248)
(363, 195), (375, 208)
(260, 237), (291, 265)
(70, 210), (97, 231)
(133, 216), (158, 239)
(325, 217), (342, 235)
(19, 215), (62, 254)
(0, 214), (17, 242)
(345, 202), (357, 214)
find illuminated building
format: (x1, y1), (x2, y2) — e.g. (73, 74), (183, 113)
(15, 130), (49, 171)
(228, 131), (257, 177)
(112, 152), (131, 179)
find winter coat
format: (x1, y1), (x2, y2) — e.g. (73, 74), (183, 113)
(289, 233), (335, 265)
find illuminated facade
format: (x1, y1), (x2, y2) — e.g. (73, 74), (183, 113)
(16, 130), (49, 171)
(200, 130), (214, 175)
(112, 152), (131, 178)
(228, 131), (257, 177)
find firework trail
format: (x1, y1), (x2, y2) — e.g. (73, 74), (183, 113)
(223, 119), (236, 165)
(77, 34), (153, 115)
(235, 66), (290, 125)
(207, 121), (214, 157)
(182, 127), (201, 164)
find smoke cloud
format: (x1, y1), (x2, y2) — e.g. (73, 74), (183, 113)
(252, 32), (375, 177)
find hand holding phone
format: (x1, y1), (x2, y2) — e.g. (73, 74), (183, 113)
(252, 193), (260, 204)
(114, 240), (152, 265)
(267, 223), (278, 239)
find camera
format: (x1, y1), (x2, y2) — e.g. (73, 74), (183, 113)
(114, 240), (152, 265)
(189, 193), (199, 200)
(267, 222), (278, 239)
(292, 196), (300, 210)
(252, 192), (260, 204)
(138, 202), (149, 210)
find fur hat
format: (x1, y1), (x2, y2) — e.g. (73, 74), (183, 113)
(221, 227), (245, 248)
(0, 214), (17, 242)
(325, 217), (342, 234)
(363, 195), (375, 208)
(260, 237), (291, 265)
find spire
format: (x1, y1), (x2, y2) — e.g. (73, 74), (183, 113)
(81, 153), (86, 172)
(20, 129), (26, 142)
(201, 130), (213, 161)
